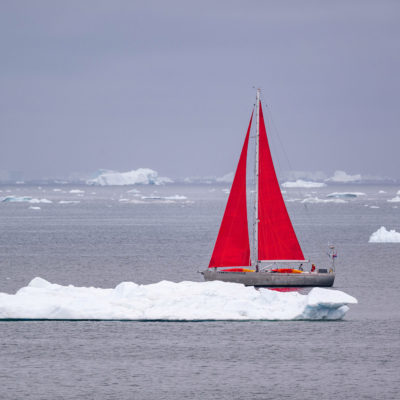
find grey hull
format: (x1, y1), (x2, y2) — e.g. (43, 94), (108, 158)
(202, 270), (335, 287)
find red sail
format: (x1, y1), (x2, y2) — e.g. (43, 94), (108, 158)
(258, 103), (304, 261)
(208, 113), (253, 268)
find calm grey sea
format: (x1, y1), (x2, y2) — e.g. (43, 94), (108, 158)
(0, 183), (399, 399)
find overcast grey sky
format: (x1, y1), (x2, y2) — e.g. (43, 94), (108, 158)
(1, 0), (399, 180)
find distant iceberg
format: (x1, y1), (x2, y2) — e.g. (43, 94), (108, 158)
(216, 172), (234, 183)
(69, 189), (85, 194)
(326, 170), (362, 183)
(140, 194), (187, 201)
(369, 226), (400, 243)
(0, 278), (357, 321)
(388, 191), (400, 202)
(1, 196), (52, 204)
(183, 173), (234, 184)
(87, 168), (173, 186)
(282, 180), (326, 188)
(327, 192), (366, 198)
(302, 197), (347, 204)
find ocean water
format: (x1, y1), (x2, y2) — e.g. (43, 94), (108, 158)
(0, 183), (399, 399)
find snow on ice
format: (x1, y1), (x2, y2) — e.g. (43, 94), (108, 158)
(281, 180), (326, 188)
(369, 227), (400, 243)
(87, 169), (173, 186)
(0, 278), (357, 321)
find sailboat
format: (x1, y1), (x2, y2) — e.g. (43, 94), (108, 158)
(202, 90), (335, 287)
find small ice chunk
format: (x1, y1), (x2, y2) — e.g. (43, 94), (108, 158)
(282, 180), (326, 188)
(369, 226), (400, 243)
(69, 189), (85, 194)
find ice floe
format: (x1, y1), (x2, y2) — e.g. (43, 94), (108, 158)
(281, 180), (326, 188)
(369, 226), (400, 243)
(1, 196), (52, 204)
(387, 196), (400, 203)
(29, 206), (41, 210)
(326, 170), (362, 183)
(87, 168), (173, 186)
(216, 172), (234, 183)
(59, 200), (80, 204)
(301, 197), (347, 204)
(69, 189), (85, 194)
(0, 278), (357, 321)
(327, 192), (366, 198)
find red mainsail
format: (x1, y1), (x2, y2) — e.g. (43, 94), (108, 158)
(208, 112), (253, 268)
(257, 103), (304, 261)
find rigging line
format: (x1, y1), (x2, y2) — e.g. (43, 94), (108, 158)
(263, 103), (321, 258)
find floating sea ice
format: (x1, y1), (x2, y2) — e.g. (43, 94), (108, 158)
(301, 197), (347, 204)
(140, 194), (187, 201)
(87, 168), (173, 186)
(0, 278), (357, 321)
(378, 190), (386, 194)
(69, 189), (85, 194)
(0, 196), (52, 204)
(29, 206), (41, 210)
(58, 200), (80, 204)
(327, 192), (366, 198)
(282, 180), (326, 188)
(164, 195), (187, 200)
(216, 172), (234, 183)
(369, 226), (400, 243)
(387, 196), (400, 203)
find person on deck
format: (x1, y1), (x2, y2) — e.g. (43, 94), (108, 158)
(311, 264), (316, 272)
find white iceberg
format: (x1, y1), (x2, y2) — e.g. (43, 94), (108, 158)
(216, 172), (234, 183)
(29, 206), (41, 210)
(0, 278), (357, 321)
(1, 196), (52, 204)
(87, 168), (173, 186)
(302, 197), (347, 204)
(281, 180), (326, 188)
(69, 189), (85, 194)
(326, 170), (361, 183)
(327, 192), (366, 198)
(59, 200), (80, 204)
(140, 194), (187, 201)
(369, 226), (400, 243)
(388, 196), (400, 203)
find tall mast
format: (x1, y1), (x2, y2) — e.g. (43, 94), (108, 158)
(253, 89), (260, 271)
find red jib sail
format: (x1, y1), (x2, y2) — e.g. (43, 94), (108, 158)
(208, 112), (253, 268)
(258, 103), (305, 261)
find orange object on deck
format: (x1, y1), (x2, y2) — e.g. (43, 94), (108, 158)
(271, 268), (303, 274)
